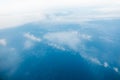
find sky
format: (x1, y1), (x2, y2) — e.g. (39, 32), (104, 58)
(0, 0), (120, 29)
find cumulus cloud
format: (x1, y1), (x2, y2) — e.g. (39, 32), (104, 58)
(0, 0), (120, 29)
(24, 33), (41, 42)
(44, 31), (92, 52)
(0, 39), (7, 46)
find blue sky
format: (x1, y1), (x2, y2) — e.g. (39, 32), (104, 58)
(0, 0), (120, 29)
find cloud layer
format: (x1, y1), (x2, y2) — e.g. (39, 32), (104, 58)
(0, 0), (120, 29)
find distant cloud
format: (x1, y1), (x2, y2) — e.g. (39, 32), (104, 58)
(0, 0), (120, 29)
(24, 33), (41, 42)
(0, 39), (7, 46)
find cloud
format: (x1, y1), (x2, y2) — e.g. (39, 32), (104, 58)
(80, 34), (92, 40)
(0, 39), (7, 46)
(103, 62), (109, 68)
(44, 31), (80, 49)
(48, 43), (66, 51)
(44, 31), (92, 52)
(24, 33), (41, 49)
(113, 67), (119, 73)
(89, 57), (102, 65)
(0, 0), (120, 29)
(24, 33), (41, 42)
(0, 47), (21, 75)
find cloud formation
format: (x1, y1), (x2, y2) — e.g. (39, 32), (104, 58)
(89, 57), (102, 65)
(0, 39), (7, 46)
(44, 31), (79, 49)
(48, 43), (66, 51)
(113, 67), (119, 73)
(24, 33), (41, 49)
(0, 0), (120, 29)
(24, 33), (41, 42)
(103, 62), (109, 68)
(44, 31), (91, 50)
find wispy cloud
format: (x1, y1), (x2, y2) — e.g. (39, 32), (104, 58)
(113, 67), (119, 73)
(103, 62), (109, 68)
(48, 43), (66, 51)
(24, 33), (41, 42)
(89, 57), (102, 65)
(24, 33), (41, 49)
(0, 39), (7, 46)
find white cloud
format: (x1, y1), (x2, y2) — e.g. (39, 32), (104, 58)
(44, 31), (91, 50)
(113, 67), (119, 73)
(0, 39), (7, 46)
(44, 31), (80, 50)
(0, 0), (120, 29)
(24, 33), (41, 49)
(103, 62), (109, 68)
(48, 43), (66, 51)
(80, 34), (92, 40)
(24, 33), (41, 42)
(90, 57), (102, 65)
